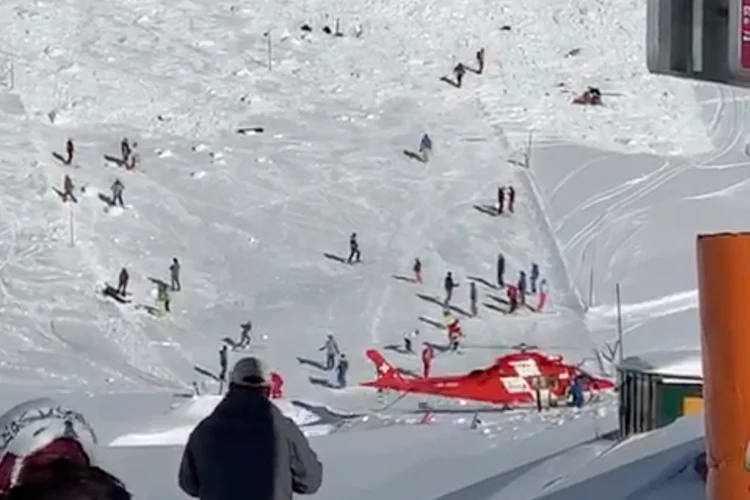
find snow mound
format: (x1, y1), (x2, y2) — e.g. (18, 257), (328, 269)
(108, 396), (329, 447)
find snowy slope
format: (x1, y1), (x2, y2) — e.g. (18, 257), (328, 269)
(0, 0), (719, 498)
(531, 85), (750, 355)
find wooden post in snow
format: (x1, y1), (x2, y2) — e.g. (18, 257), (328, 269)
(525, 130), (533, 169)
(265, 31), (272, 71)
(69, 205), (75, 247)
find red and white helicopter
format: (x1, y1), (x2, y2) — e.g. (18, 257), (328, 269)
(361, 343), (615, 408)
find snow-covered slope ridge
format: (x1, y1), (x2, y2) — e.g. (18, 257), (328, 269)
(532, 84), (750, 354)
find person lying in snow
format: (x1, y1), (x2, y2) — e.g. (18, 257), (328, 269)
(572, 86), (602, 105)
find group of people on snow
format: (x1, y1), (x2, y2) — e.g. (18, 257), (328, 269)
(319, 335), (349, 388)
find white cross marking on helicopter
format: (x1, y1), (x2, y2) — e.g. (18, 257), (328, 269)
(509, 359), (541, 377)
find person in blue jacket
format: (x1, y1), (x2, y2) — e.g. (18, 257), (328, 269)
(530, 262), (540, 293)
(336, 354), (349, 388)
(570, 376), (585, 408)
(419, 133), (432, 162)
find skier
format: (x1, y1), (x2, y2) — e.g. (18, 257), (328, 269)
(61, 174), (77, 203)
(507, 284), (519, 313)
(419, 133), (432, 162)
(496, 186), (505, 214)
(518, 271), (528, 305)
(111, 179), (125, 207)
(570, 376), (585, 408)
(126, 142), (140, 170)
(270, 371), (284, 399)
(530, 262), (540, 293)
(237, 321), (252, 348)
(453, 62), (466, 88)
(421, 342), (435, 378)
(170, 257), (181, 291)
(536, 279), (549, 312)
(470, 412), (482, 430)
(443, 271), (458, 305)
(403, 329), (418, 353)
(65, 138), (74, 165)
(121, 138), (131, 164)
(497, 252), (505, 288)
(336, 353), (349, 388)
(476, 47), (485, 74)
(469, 281), (478, 316)
(116, 267), (129, 295)
(507, 186), (516, 213)
(413, 257), (423, 283)
(347, 232), (361, 264)
(156, 281), (171, 313)
(319, 334), (340, 370)
(443, 310), (462, 351)
(218, 345), (228, 384)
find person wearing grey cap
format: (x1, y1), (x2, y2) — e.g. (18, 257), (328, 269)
(178, 357), (323, 500)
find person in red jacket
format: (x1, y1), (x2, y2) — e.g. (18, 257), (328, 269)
(507, 284), (519, 313)
(270, 371), (284, 399)
(421, 343), (435, 378)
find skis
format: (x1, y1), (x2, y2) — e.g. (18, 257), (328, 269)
(236, 127), (264, 135)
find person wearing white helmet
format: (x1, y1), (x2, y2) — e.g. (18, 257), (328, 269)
(0, 398), (131, 500)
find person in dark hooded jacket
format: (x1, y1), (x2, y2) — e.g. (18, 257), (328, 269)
(178, 357), (323, 500)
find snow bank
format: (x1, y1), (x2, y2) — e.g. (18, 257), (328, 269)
(108, 396), (330, 447)
(529, 87), (750, 351)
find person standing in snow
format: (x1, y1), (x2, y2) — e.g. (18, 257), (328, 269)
(443, 310), (462, 351)
(61, 174), (77, 203)
(237, 321), (252, 348)
(453, 63), (466, 87)
(156, 281), (171, 313)
(65, 138), (74, 165)
(476, 48), (485, 74)
(126, 141), (140, 170)
(111, 179), (125, 207)
(497, 253), (505, 288)
(270, 371), (284, 399)
(116, 267), (129, 295)
(347, 232), (361, 264)
(413, 257), (423, 283)
(469, 281), (478, 316)
(530, 262), (540, 293)
(496, 186), (505, 215)
(518, 271), (528, 305)
(320, 334), (340, 370)
(179, 357), (323, 500)
(507, 284), (519, 314)
(419, 133), (432, 162)
(421, 342), (435, 377)
(535, 279), (549, 312)
(336, 354), (349, 388)
(170, 257), (181, 291)
(569, 376), (585, 408)
(218, 345), (228, 384)
(507, 186), (516, 213)
(121, 138), (131, 164)
(0, 398), (133, 499)
(443, 271), (458, 305)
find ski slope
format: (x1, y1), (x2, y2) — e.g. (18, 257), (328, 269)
(0, 0), (721, 497)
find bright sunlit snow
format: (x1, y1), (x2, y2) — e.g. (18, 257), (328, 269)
(0, 0), (729, 497)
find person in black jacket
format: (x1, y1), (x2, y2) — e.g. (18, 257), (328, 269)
(178, 357), (323, 500)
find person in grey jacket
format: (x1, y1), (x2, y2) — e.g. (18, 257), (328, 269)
(178, 357), (323, 500)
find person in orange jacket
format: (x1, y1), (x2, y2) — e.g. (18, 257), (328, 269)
(443, 310), (462, 351)
(421, 343), (435, 377)
(270, 371), (284, 399)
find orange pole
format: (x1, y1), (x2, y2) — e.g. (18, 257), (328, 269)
(697, 232), (750, 499)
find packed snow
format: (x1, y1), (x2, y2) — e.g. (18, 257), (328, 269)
(0, 0), (729, 497)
